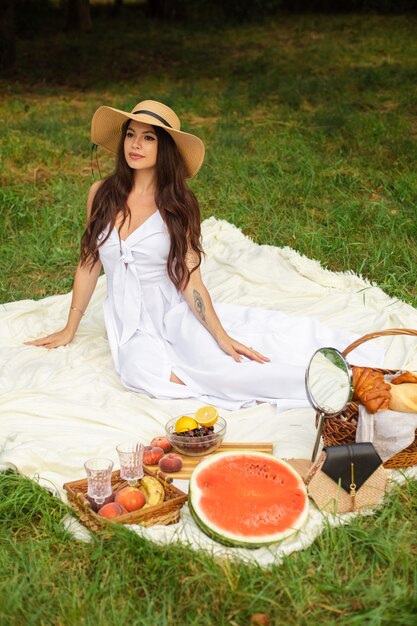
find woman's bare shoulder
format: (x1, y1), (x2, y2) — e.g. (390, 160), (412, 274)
(88, 179), (104, 200)
(86, 179), (105, 218)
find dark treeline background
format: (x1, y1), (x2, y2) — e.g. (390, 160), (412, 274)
(1, 0), (417, 70)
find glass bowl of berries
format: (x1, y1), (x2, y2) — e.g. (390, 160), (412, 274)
(165, 408), (226, 457)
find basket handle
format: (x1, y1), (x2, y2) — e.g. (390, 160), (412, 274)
(342, 328), (417, 358)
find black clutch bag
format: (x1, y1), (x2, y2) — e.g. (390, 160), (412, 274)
(306, 443), (388, 513)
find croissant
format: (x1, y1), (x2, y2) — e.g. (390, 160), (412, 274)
(352, 366), (391, 414)
(391, 371), (417, 385)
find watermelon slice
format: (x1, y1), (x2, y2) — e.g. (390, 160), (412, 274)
(189, 451), (308, 548)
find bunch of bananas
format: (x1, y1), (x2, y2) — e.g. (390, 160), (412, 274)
(139, 476), (165, 507)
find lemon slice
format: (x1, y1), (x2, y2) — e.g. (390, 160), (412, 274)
(194, 405), (219, 427)
(175, 415), (199, 433)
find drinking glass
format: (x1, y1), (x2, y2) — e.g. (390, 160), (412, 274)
(116, 443), (144, 486)
(84, 458), (114, 505)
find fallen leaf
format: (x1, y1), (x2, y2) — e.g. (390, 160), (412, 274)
(250, 614), (270, 625)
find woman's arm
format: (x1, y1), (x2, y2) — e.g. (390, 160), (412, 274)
(181, 252), (269, 363)
(25, 260), (102, 348)
(25, 182), (103, 349)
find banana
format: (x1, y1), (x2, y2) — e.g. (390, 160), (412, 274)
(140, 475), (165, 507)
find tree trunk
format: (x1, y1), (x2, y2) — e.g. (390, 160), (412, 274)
(0, 0), (15, 69)
(66, 0), (92, 32)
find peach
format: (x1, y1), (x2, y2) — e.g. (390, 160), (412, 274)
(87, 491), (115, 513)
(114, 486), (146, 512)
(143, 445), (164, 465)
(98, 502), (128, 519)
(158, 453), (183, 473)
(150, 436), (172, 453)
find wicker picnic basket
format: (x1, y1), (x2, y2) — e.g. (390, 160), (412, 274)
(319, 329), (417, 469)
(63, 466), (187, 533)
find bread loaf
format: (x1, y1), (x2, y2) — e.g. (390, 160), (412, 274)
(389, 383), (417, 412)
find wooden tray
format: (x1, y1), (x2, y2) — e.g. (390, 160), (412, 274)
(145, 442), (273, 480)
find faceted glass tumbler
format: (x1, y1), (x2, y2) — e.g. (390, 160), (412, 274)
(84, 457), (114, 505)
(116, 443), (144, 486)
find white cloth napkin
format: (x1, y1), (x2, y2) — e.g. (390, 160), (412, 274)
(356, 405), (417, 461)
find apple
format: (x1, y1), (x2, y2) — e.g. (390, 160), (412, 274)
(98, 502), (128, 519)
(114, 487), (146, 512)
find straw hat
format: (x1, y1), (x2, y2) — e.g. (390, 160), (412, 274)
(91, 99), (205, 178)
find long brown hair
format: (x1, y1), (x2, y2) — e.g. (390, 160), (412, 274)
(80, 121), (203, 289)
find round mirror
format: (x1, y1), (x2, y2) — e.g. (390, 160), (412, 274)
(305, 347), (353, 415)
(305, 347), (354, 462)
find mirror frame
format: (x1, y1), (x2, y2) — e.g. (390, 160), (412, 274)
(305, 347), (353, 415)
(305, 347), (354, 463)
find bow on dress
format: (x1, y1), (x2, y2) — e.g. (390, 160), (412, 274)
(112, 239), (143, 345)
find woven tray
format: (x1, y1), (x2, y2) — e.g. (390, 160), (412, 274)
(319, 329), (417, 469)
(63, 466), (187, 533)
(144, 442), (273, 480)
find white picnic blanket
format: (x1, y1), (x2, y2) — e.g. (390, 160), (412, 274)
(1, 216), (417, 567)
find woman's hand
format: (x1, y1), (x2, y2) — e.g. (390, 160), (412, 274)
(217, 335), (270, 363)
(24, 327), (75, 349)
(181, 260), (269, 364)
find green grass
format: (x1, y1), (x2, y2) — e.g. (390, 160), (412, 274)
(1, 9), (417, 624)
(0, 471), (416, 625)
(2, 12), (417, 303)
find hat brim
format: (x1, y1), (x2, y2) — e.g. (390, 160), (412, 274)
(91, 106), (205, 178)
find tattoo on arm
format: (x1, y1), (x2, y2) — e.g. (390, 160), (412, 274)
(193, 289), (206, 325)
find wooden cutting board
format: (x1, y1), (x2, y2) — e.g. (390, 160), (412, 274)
(145, 442), (273, 480)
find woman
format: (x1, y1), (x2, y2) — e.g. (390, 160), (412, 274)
(26, 100), (367, 410)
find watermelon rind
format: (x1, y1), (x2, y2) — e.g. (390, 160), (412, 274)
(189, 451), (309, 549)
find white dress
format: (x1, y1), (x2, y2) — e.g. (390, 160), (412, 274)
(98, 210), (375, 411)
